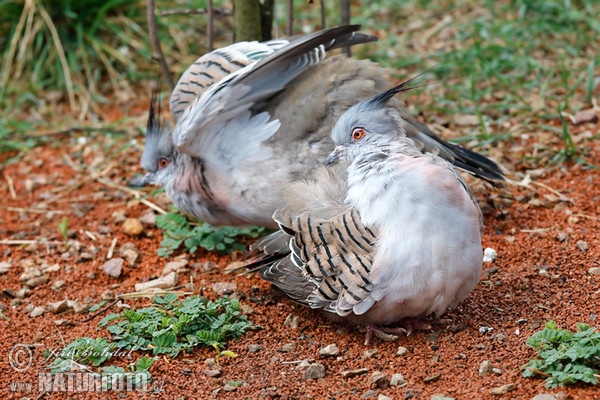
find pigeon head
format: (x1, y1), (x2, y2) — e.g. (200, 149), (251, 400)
(326, 76), (422, 165)
(140, 92), (178, 187)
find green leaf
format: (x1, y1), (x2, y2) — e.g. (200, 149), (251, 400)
(523, 321), (600, 387)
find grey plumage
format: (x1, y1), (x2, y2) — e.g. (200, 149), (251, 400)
(141, 25), (504, 228)
(250, 79), (483, 336)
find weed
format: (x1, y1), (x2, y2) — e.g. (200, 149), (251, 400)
(98, 294), (254, 356)
(155, 212), (266, 257)
(56, 216), (69, 243)
(523, 320), (600, 387)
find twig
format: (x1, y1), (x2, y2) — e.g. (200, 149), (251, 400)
(159, 7), (231, 16)
(320, 0), (326, 29)
(207, 0), (214, 52)
(95, 177), (168, 215)
(573, 213), (599, 221)
(0, 239), (64, 245)
(340, 0), (351, 56)
(19, 127), (129, 139)
(84, 230), (97, 241)
(79, 299), (120, 323)
(520, 228), (551, 233)
(286, 0), (293, 36)
(4, 172), (17, 199)
(146, 0), (175, 90)
(106, 237), (118, 259)
(117, 290), (194, 299)
(6, 207), (69, 214)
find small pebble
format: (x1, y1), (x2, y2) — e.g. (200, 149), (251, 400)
(319, 343), (340, 357)
(121, 249), (139, 266)
(302, 363), (325, 380)
(138, 210), (157, 226)
(47, 300), (69, 314)
(0, 261), (11, 274)
(43, 263), (60, 273)
(479, 360), (493, 376)
(490, 383), (515, 395)
(396, 346), (408, 356)
(203, 368), (222, 377)
(576, 240), (588, 252)
(25, 275), (49, 288)
(122, 218), (144, 236)
(16, 288), (31, 298)
(283, 313), (300, 329)
(361, 389), (377, 398)
(134, 272), (179, 291)
(295, 360), (311, 371)
(371, 371), (389, 389)
(390, 373), (406, 386)
(341, 368), (368, 378)
(30, 306), (45, 317)
(281, 343), (296, 352)
(423, 372), (442, 383)
(363, 349), (378, 359)
(555, 232), (568, 242)
(588, 267), (600, 276)
(378, 395), (393, 400)
(492, 368), (503, 375)
(248, 344), (263, 353)
(222, 382), (238, 392)
(103, 258), (124, 278)
(211, 282), (237, 295)
(531, 394), (558, 400)
(51, 280), (66, 290)
(162, 259), (188, 276)
(483, 248), (497, 263)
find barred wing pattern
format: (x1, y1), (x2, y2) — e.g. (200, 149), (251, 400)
(260, 207), (379, 317)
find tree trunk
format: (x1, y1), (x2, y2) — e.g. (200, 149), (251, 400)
(260, 0), (274, 41)
(234, 0), (262, 41)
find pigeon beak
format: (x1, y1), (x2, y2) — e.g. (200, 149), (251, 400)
(326, 146), (347, 165)
(139, 172), (155, 187)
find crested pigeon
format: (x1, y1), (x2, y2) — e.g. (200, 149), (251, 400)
(141, 25), (504, 228)
(249, 78), (484, 343)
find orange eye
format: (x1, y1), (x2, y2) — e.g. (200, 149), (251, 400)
(157, 158), (169, 169)
(352, 128), (366, 141)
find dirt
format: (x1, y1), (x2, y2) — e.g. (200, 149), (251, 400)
(1, 104), (599, 400)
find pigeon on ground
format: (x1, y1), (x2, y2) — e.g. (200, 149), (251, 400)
(249, 78), (484, 344)
(141, 25), (504, 228)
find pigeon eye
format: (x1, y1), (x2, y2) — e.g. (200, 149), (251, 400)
(157, 158), (169, 169)
(351, 128), (366, 141)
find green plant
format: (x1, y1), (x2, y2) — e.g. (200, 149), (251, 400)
(56, 216), (69, 242)
(47, 337), (116, 372)
(523, 320), (600, 387)
(155, 212), (266, 257)
(46, 338), (154, 390)
(99, 294), (254, 356)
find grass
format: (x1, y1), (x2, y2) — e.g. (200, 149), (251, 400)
(2, 0), (597, 165)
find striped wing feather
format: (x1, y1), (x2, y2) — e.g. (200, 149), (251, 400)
(266, 207), (377, 316)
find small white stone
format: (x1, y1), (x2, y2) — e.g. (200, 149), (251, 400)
(483, 248), (497, 263)
(0, 261), (12, 274)
(30, 306), (45, 317)
(389, 373), (406, 386)
(396, 346), (408, 356)
(134, 272), (179, 291)
(319, 344), (340, 357)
